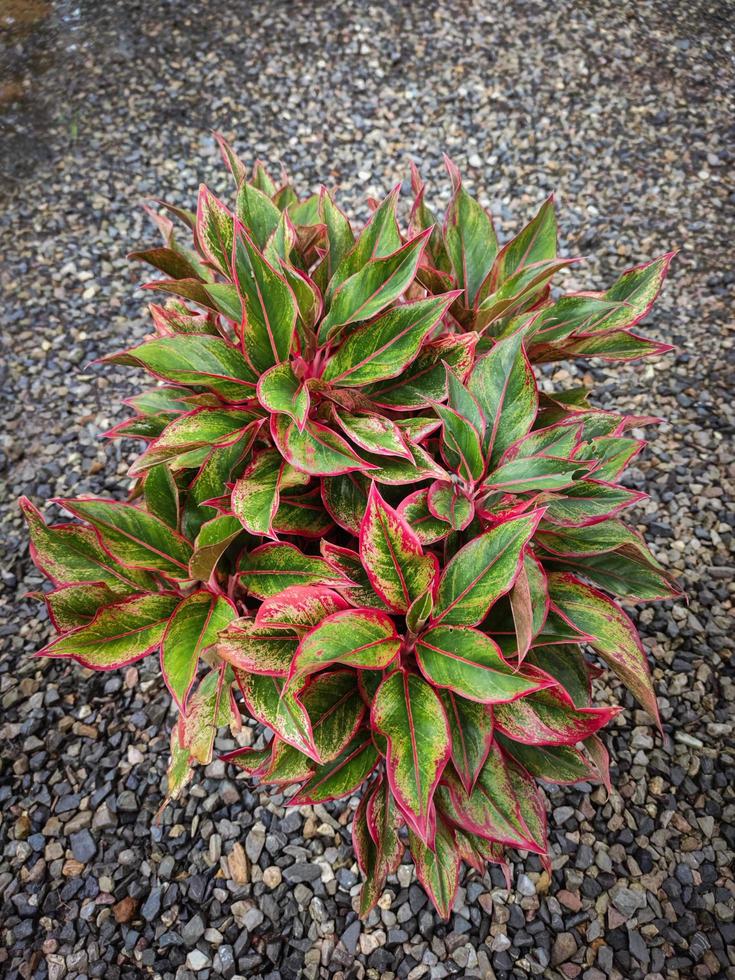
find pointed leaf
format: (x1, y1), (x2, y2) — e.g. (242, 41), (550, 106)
(319, 231), (431, 343)
(493, 685), (620, 745)
(257, 361), (310, 429)
(398, 489), (452, 544)
(371, 669), (451, 844)
(288, 608), (400, 684)
(443, 160), (498, 307)
(58, 498), (193, 580)
(408, 817), (460, 920)
(434, 403), (485, 482)
(322, 295), (456, 387)
(162, 592), (236, 709)
(333, 409), (412, 460)
(549, 572), (659, 723)
(233, 225), (297, 370)
(441, 690), (494, 794)
(321, 472), (369, 534)
(235, 181), (282, 250)
(432, 510), (544, 626)
(196, 185), (234, 274)
(217, 617), (299, 676)
(290, 730), (379, 804)
(37, 593), (179, 669)
(231, 449), (308, 537)
(271, 415), (375, 476)
(366, 333), (477, 410)
(468, 332), (538, 464)
(239, 542), (345, 599)
(416, 625), (548, 704)
(189, 515), (243, 581)
(359, 485), (438, 613)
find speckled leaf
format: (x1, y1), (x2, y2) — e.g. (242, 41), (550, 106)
(235, 181), (282, 250)
(321, 472), (370, 534)
(239, 543), (345, 599)
(443, 159), (498, 308)
(509, 551), (549, 662)
(181, 664), (238, 765)
(468, 333), (538, 465)
(323, 295), (457, 387)
(234, 670), (318, 760)
(231, 449), (308, 537)
(271, 414), (375, 477)
(498, 736), (600, 785)
(290, 730), (379, 804)
(143, 465), (179, 528)
(353, 777), (404, 915)
(162, 592), (236, 709)
(41, 582), (116, 633)
(257, 361), (310, 429)
(548, 572), (660, 724)
(359, 485), (438, 613)
(397, 488), (452, 544)
(332, 409), (411, 460)
(371, 669), (451, 844)
(189, 515), (243, 581)
(217, 617), (298, 676)
(196, 185), (234, 274)
(433, 510), (544, 626)
(493, 685), (620, 745)
(20, 497), (156, 594)
(434, 403), (485, 483)
(37, 592), (179, 669)
(366, 334), (477, 410)
(542, 480), (645, 526)
(233, 225), (297, 371)
(255, 585), (349, 630)
(288, 608), (400, 685)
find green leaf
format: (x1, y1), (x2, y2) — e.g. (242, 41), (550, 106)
(181, 664), (237, 764)
(486, 195), (557, 292)
(468, 333), (538, 464)
(143, 465), (179, 529)
(41, 582), (116, 633)
(357, 441), (448, 486)
(108, 335), (257, 402)
(233, 225), (297, 371)
(196, 185), (234, 274)
(289, 608), (400, 685)
(440, 690), (494, 794)
(440, 742), (545, 851)
(131, 408), (256, 474)
(426, 480), (474, 532)
(218, 618), (300, 676)
(271, 415), (374, 476)
(542, 480), (645, 526)
(235, 181), (282, 250)
(299, 670), (365, 762)
(160, 726), (195, 813)
(443, 159), (498, 307)
(319, 230), (431, 343)
(408, 816), (460, 920)
(234, 671), (318, 760)
(548, 572), (660, 723)
(432, 510), (543, 626)
(256, 584), (348, 629)
(329, 186), (402, 293)
(483, 455), (592, 493)
(371, 669), (451, 843)
(321, 472), (369, 534)
(416, 624), (546, 704)
(189, 515), (243, 581)
(576, 435), (643, 482)
(273, 487), (333, 538)
(406, 589), (434, 635)
(290, 730), (379, 804)
(231, 449), (308, 537)
(353, 777), (404, 916)
(182, 428), (258, 540)
(359, 485), (438, 613)
(257, 361), (310, 429)
(525, 645), (592, 707)
(498, 735), (600, 785)
(239, 543), (345, 599)
(38, 593), (179, 669)
(319, 189), (355, 281)
(493, 686), (620, 745)
(333, 410), (411, 460)
(600, 253), (675, 331)
(322, 295), (456, 387)
(20, 497), (156, 594)
(320, 542), (388, 610)
(366, 333), (477, 410)
(58, 498), (193, 580)
(434, 403), (485, 483)
(162, 592), (235, 709)
(509, 551), (549, 662)
(397, 489), (452, 545)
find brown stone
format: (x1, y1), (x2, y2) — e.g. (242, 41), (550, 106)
(113, 896), (138, 923)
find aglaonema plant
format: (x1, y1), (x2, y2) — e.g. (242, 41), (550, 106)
(21, 139), (680, 918)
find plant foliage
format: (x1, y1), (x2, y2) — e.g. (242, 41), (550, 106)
(22, 141), (679, 917)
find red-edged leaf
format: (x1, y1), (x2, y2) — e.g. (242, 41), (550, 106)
(255, 585), (349, 629)
(217, 617), (299, 676)
(468, 332), (538, 465)
(416, 625), (548, 704)
(493, 685), (620, 745)
(162, 591), (236, 710)
(271, 414), (375, 476)
(441, 690), (494, 794)
(36, 593), (179, 670)
(548, 572), (661, 725)
(288, 607), (400, 685)
(289, 729), (379, 805)
(231, 449), (308, 537)
(509, 551), (549, 663)
(371, 668), (451, 845)
(432, 509), (545, 626)
(397, 488), (452, 544)
(239, 542), (346, 599)
(408, 815), (460, 921)
(257, 361), (310, 429)
(359, 485), (438, 614)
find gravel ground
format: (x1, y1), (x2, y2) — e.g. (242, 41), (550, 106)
(1, 1), (733, 978)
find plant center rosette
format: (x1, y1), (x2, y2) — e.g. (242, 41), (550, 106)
(22, 139), (679, 917)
